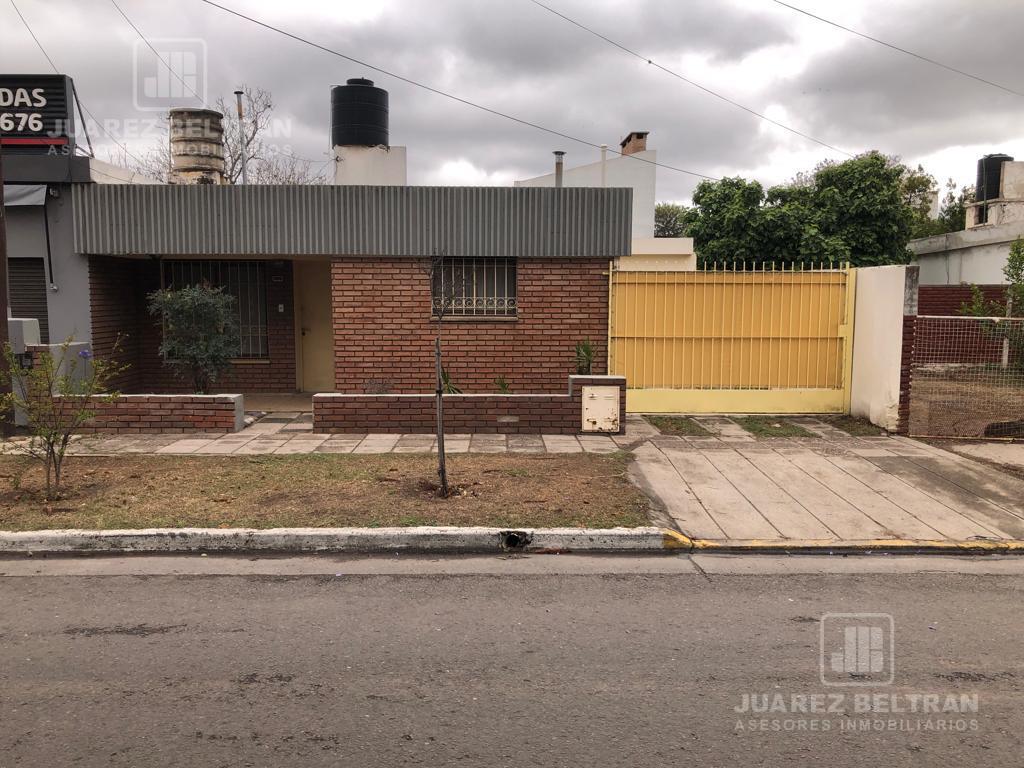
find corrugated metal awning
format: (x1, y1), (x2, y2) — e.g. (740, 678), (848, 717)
(72, 184), (632, 258)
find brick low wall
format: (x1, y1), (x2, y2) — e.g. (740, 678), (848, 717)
(75, 394), (244, 434)
(313, 376), (626, 435)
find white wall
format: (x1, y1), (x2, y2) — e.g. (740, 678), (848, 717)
(850, 265), (915, 431)
(910, 219), (1023, 284)
(515, 150), (656, 238)
(333, 145), (407, 185)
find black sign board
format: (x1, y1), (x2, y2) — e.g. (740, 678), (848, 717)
(0, 74), (76, 155)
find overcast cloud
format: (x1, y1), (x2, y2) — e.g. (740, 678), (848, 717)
(2, 0), (1022, 202)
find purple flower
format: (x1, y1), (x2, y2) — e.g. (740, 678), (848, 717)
(78, 349), (93, 359)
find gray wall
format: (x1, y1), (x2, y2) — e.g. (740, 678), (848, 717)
(4, 186), (92, 345)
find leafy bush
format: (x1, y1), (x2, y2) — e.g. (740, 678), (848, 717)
(148, 285), (239, 393)
(960, 237), (1024, 370)
(495, 375), (512, 394)
(575, 339), (595, 375)
(0, 340), (127, 500)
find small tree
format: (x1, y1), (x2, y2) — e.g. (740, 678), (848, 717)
(960, 237), (1024, 369)
(0, 340), (126, 500)
(148, 285), (239, 393)
(427, 254), (456, 497)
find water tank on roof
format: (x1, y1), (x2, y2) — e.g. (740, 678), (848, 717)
(976, 153), (1014, 202)
(331, 78), (389, 148)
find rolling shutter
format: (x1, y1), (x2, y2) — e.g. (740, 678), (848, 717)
(8, 258), (49, 343)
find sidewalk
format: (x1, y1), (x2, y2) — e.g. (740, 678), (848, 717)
(632, 418), (1024, 548)
(1, 413), (657, 457)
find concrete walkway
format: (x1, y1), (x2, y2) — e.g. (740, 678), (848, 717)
(633, 427), (1024, 543)
(0, 413), (658, 457)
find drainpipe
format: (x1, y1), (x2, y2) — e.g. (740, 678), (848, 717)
(553, 150), (565, 188)
(600, 144), (607, 187)
(234, 89), (248, 185)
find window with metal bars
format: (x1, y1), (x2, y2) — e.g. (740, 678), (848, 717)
(161, 260), (269, 358)
(431, 258), (517, 318)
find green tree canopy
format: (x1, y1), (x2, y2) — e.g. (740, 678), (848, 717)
(654, 202), (692, 238)
(679, 151), (962, 267)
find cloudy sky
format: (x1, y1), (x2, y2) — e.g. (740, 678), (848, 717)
(2, 0), (1022, 202)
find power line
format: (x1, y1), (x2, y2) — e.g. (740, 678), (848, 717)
(109, 0), (207, 106)
(196, 0), (719, 180)
(771, 0), (1024, 99)
(8, 0), (150, 168)
(528, 0), (853, 158)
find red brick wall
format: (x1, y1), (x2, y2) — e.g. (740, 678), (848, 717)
(918, 285), (1005, 316)
(88, 256), (143, 392)
(89, 257), (297, 393)
(73, 394), (241, 434)
(897, 315), (915, 435)
(313, 376), (626, 434)
(330, 257), (609, 393)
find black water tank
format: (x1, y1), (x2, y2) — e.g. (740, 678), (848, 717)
(976, 153), (1013, 202)
(331, 78), (388, 148)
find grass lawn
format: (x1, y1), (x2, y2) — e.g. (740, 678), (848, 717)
(644, 415), (711, 436)
(733, 416), (814, 439)
(0, 453), (651, 531)
(819, 415), (886, 436)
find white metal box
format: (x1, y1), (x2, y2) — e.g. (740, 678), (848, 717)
(581, 386), (620, 433)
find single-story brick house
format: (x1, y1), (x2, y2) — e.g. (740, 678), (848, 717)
(73, 184), (632, 398)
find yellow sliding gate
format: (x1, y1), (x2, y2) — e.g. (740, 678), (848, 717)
(608, 264), (855, 413)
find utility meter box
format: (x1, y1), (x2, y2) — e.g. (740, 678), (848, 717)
(581, 386), (620, 433)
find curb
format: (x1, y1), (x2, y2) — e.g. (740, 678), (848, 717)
(0, 528), (1020, 556)
(0, 526), (683, 555)
(683, 537), (1024, 555)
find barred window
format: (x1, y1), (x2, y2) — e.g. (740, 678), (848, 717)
(161, 260), (269, 358)
(431, 258), (517, 318)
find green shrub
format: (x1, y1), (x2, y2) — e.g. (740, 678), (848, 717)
(148, 285), (239, 393)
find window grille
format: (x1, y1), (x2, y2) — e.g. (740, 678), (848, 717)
(161, 260), (269, 358)
(431, 257), (517, 318)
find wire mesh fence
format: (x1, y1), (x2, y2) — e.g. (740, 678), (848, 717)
(909, 315), (1024, 438)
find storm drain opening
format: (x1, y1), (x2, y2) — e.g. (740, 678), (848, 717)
(499, 530), (532, 551)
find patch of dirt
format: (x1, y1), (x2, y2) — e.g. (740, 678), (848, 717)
(0, 452), (649, 530)
(63, 623), (187, 638)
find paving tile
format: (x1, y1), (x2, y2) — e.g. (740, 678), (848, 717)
(578, 435), (618, 453)
(239, 422), (286, 435)
(316, 437), (363, 454)
(194, 437), (256, 455)
(691, 416), (755, 441)
(393, 435), (437, 453)
(234, 439), (289, 455)
(507, 434), (545, 453)
(469, 435), (507, 453)
(156, 439), (218, 455)
(541, 435), (582, 453)
(353, 434), (401, 454)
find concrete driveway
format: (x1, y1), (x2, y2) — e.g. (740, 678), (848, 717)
(632, 427), (1024, 544)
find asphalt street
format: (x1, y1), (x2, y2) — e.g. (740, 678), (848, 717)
(1, 554), (1022, 767)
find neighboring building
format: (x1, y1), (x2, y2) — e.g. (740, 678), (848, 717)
(515, 132), (694, 271)
(2, 74), (160, 348)
(910, 154), (1023, 284)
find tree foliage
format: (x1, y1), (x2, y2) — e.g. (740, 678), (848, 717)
(654, 203), (692, 238)
(960, 238), (1024, 370)
(148, 285), (240, 394)
(0, 340), (127, 500)
(678, 151), (969, 267)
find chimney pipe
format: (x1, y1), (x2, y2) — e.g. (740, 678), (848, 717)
(553, 150), (565, 188)
(234, 89), (248, 185)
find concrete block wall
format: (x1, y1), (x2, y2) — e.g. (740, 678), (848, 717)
(313, 375), (626, 434)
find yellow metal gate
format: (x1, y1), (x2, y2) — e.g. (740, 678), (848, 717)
(608, 264), (855, 413)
